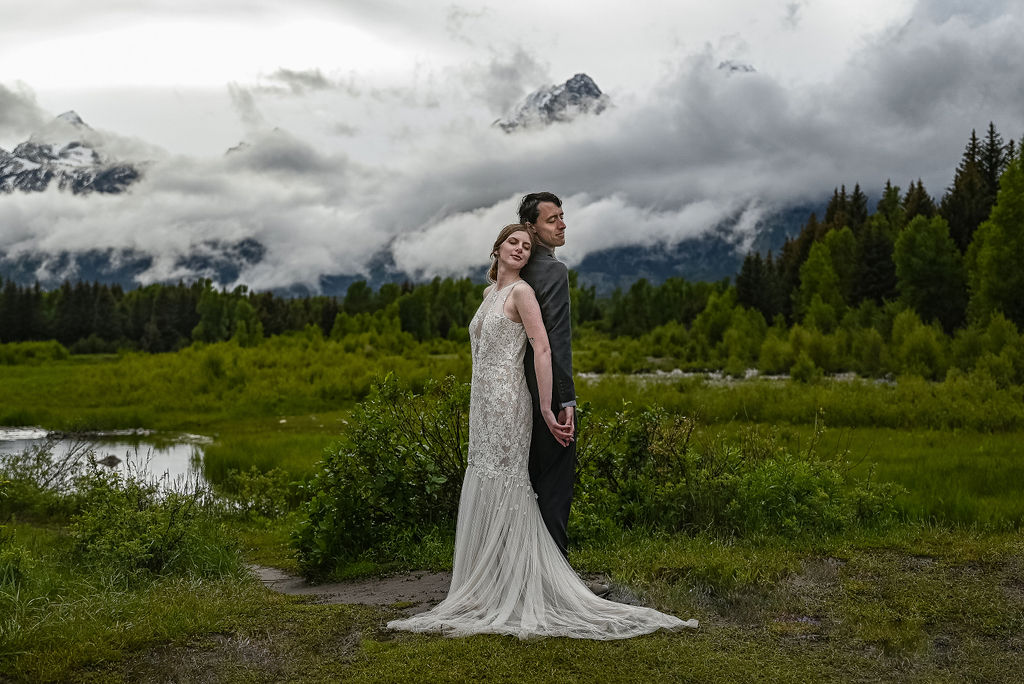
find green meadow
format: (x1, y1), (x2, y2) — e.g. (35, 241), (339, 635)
(2, 336), (1023, 682)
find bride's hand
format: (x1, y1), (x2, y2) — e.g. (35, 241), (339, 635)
(543, 408), (573, 447)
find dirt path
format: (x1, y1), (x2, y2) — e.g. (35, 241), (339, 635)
(249, 565), (626, 615)
(249, 564), (452, 614)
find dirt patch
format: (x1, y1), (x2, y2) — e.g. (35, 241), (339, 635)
(249, 564), (452, 614)
(249, 565), (628, 615)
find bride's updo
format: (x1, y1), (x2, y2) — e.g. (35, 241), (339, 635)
(487, 222), (534, 282)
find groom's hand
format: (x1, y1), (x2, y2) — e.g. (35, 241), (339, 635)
(558, 406), (575, 441)
(543, 408), (573, 447)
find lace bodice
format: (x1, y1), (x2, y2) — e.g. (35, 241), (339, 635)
(466, 281), (532, 483)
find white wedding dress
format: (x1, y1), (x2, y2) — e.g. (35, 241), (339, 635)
(388, 281), (698, 639)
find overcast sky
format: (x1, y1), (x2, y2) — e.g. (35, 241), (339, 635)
(1, 0), (1022, 289)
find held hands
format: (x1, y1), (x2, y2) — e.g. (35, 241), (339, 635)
(543, 406), (575, 447)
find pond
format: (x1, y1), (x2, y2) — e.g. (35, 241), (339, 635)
(0, 426), (211, 486)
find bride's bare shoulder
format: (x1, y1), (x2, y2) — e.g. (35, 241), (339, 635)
(512, 279), (535, 295)
(509, 280), (538, 306)
(482, 284), (494, 298)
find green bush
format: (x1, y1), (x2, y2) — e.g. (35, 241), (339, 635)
(0, 441), (87, 522)
(0, 526), (32, 588)
(69, 467), (239, 580)
(0, 341), (69, 365)
(292, 374), (469, 575)
(757, 332), (792, 375)
(790, 351), (823, 383)
(218, 466), (295, 520)
(571, 404), (903, 543)
(293, 375), (908, 572)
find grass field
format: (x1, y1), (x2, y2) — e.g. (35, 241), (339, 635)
(5, 525), (1021, 682)
(3, 343), (1024, 682)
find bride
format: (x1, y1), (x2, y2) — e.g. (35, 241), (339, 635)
(387, 223), (698, 640)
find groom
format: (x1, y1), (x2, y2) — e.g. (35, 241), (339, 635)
(518, 192), (577, 559)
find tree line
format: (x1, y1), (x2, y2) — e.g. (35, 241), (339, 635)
(734, 122), (1022, 333)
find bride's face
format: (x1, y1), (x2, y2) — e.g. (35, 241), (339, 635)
(498, 230), (532, 272)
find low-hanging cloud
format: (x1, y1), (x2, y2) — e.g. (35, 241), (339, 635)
(227, 82), (265, 130)
(459, 47), (550, 115)
(265, 67), (332, 94)
(2, 0), (1022, 292)
(0, 82), (46, 141)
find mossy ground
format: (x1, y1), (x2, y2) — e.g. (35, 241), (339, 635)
(6, 524), (1021, 683)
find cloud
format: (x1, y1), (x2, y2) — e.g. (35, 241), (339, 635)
(227, 83), (265, 129)
(459, 47), (551, 115)
(264, 67), (332, 94)
(0, 82), (46, 141)
(782, 2), (804, 28)
(445, 4), (489, 45)
(2, 0), (1023, 293)
(224, 129), (340, 175)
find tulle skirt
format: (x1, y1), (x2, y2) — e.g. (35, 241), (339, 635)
(387, 465), (698, 640)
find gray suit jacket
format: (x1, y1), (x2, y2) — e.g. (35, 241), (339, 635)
(520, 244), (576, 411)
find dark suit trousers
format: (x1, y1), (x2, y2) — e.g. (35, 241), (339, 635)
(527, 408), (576, 559)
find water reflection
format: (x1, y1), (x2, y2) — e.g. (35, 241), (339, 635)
(0, 427), (210, 485)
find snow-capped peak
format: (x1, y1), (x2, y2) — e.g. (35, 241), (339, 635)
(1, 112), (140, 194)
(56, 110), (89, 127)
(494, 73), (610, 133)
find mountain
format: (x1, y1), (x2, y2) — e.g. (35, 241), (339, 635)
(0, 111), (141, 194)
(571, 204), (816, 294)
(302, 204), (816, 297)
(495, 73), (610, 132)
(0, 239), (266, 291)
(0, 108), (813, 296)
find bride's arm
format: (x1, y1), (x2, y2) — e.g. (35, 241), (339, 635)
(514, 286), (574, 446)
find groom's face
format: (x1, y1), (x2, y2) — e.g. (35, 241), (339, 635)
(533, 202), (566, 248)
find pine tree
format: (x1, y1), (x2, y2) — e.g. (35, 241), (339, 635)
(92, 283), (122, 342)
(980, 122), (1008, 199)
(967, 156), (1024, 326)
(794, 242), (844, 320)
(823, 227), (857, 305)
(853, 220), (897, 304)
(849, 183), (869, 232)
(903, 179), (937, 222)
(875, 180), (906, 231)
(941, 129), (994, 252)
(343, 280), (374, 315)
(893, 215), (966, 331)
(736, 253), (766, 314)
(824, 186), (849, 229)
(0, 279), (18, 342)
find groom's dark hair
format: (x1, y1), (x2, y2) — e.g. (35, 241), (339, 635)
(517, 192), (562, 224)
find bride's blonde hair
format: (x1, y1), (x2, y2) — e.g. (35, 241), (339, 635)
(487, 223), (533, 282)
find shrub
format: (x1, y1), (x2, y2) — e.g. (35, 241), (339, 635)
(218, 466), (295, 520)
(69, 466), (238, 581)
(0, 440), (88, 522)
(790, 352), (823, 383)
(292, 374), (470, 574)
(0, 341), (69, 365)
(0, 526), (32, 588)
(571, 404), (903, 543)
(758, 332), (792, 375)
(293, 375), (906, 573)
(852, 326), (888, 377)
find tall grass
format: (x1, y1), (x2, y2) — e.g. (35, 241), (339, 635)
(579, 370), (1024, 431)
(0, 333), (472, 432)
